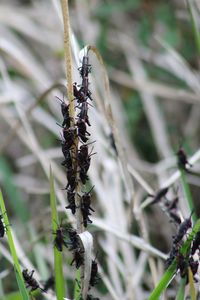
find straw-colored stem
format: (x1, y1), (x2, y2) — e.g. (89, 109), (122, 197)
(60, 0), (74, 118)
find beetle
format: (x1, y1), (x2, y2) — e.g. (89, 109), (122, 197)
(78, 55), (91, 78)
(71, 249), (84, 269)
(76, 118), (90, 143)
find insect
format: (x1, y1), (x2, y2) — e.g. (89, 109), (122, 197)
(149, 187), (169, 205)
(169, 211), (181, 225)
(71, 249), (84, 269)
(80, 187), (95, 227)
(66, 167), (77, 191)
(61, 148), (73, 168)
(62, 127), (76, 149)
(176, 253), (188, 278)
(22, 269), (44, 292)
(53, 222), (68, 252)
(177, 147), (192, 171)
(67, 228), (80, 251)
(43, 276), (54, 292)
(0, 212), (8, 238)
(78, 54), (91, 78)
(76, 118), (90, 143)
(56, 96), (71, 128)
(65, 189), (76, 214)
(165, 244), (179, 269)
(191, 230), (200, 255)
(173, 213), (192, 245)
(89, 260), (99, 287)
(77, 102), (91, 126)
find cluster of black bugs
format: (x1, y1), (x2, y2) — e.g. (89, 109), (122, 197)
(55, 51), (99, 299)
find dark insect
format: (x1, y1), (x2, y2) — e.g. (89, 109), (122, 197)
(0, 213), (7, 238)
(79, 169), (89, 185)
(85, 295), (100, 300)
(189, 256), (199, 280)
(73, 83), (92, 105)
(65, 189), (76, 214)
(149, 187), (169, 205)
(67, 228), (80, 251)
(71, 249), (84, 269)
(73, 83), (86, 104)
(53, 223), (68, 252)
(169, 211), (181, 225)
(66, 167), (77, 189)
(89, 260), (99, 287)
(166, 196), (179, 211)
(165, 244), (179, 269)
(77, 102), (91, 126)
(43, 276), (54, 292)
(76, 118), (90, 143)
(176, 253), (188, 278)
(173, 214), (192, 245)
(191, 230), (200, 255)
(22, 269), (44, 292)
(61, 149), (73, 168)
(62, 127), (76, 149)
(56, 96), (71, 128)
(177, 147), (192, 171)
(78, 55), (91, 78)
(80, 187), (95, 227)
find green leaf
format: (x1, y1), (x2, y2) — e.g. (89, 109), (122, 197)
(176, 277), (186, 300)
(74, 269), (81, 300)
(3, 291), (23, 300)
(50, 166), (65, 300)
(187, 0), (200, 56)
(0, 190), (29, 300)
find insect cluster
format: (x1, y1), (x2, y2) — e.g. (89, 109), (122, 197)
(58, 51), (96, 229)
(56, 51), (99, 299)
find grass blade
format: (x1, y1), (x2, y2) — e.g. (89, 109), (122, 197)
(50, 166), (65, 300)
(180, 169), (197, 223)
(176, 277), (186, 300)
(186, 0), (200, 56)
(74, 269), (81, 300)
(0, 190), (29, 300)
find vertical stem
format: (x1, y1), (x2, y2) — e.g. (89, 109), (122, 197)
(60, 0), (82, 233)
(60, 0), (75, 119)
(180, 169), (197, 223)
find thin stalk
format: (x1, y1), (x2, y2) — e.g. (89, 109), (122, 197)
(50, 167), (65, 300)
(0, 190), (29, 300)
(180, 169), (197, 223)
(60, 0), (74, 117)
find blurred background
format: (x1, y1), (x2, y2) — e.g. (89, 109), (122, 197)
(0, 0), (200, 299)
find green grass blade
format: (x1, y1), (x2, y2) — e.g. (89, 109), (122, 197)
(50, 167), (65, 300)
(149, 219), (200, 300)
(180, 169), (197, 223)
(4, 291), (23, 300)
(176, 277), (186, 300)
(0, 190), (29, 300)
(74, 269), (81, 300)
(186, 0), (200, 56)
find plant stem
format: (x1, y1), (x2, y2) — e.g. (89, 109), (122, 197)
(180, 169), (197, 223)
(60, 0), (74, 118)
(176, 277), (186, 300)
